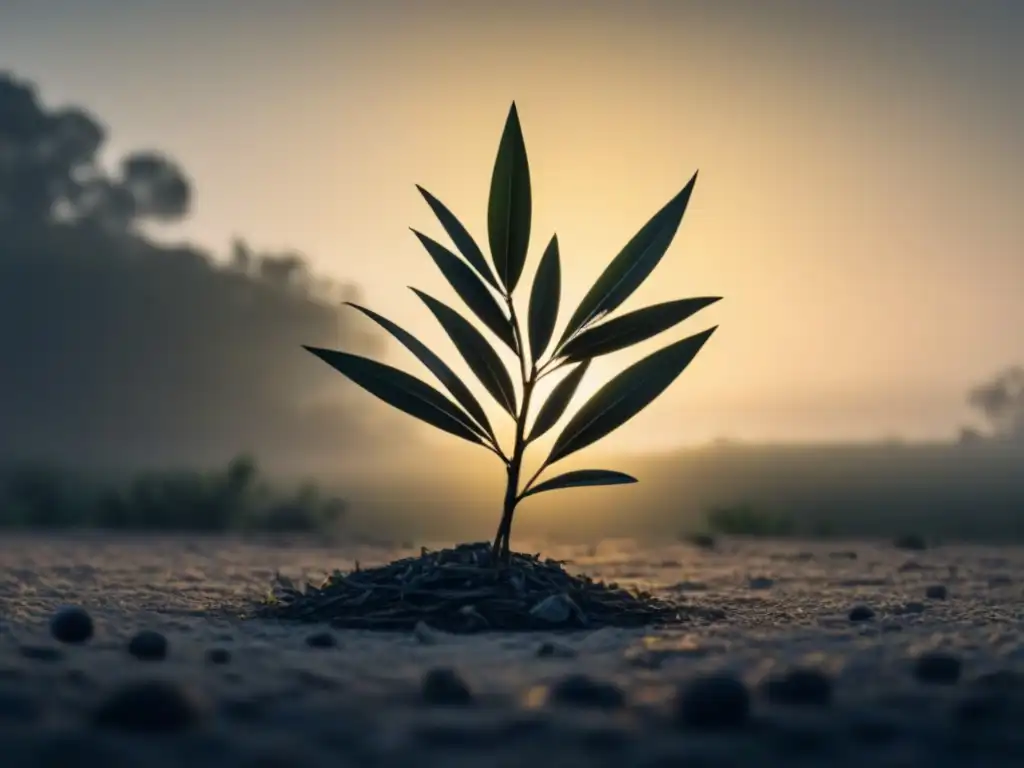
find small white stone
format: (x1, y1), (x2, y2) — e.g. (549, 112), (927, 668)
(530, 594), (573, 624)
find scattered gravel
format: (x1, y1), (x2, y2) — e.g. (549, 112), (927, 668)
(0, 533), (1023, 766)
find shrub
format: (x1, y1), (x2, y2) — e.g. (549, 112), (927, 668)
(0, 454), (346, 533)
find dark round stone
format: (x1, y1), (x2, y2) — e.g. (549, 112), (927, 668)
(127, 630), (167, 661)
(421, 667), (473, 706)
(49, 606), (93, 644)
(92, 680), (205, 732)
(925, 585), (948, 600)
(762, 668), (833, 708)
(848, 605), (875, 622)
(547, 674), (625, 710)
(675, 674), (751, 730)
(305, 631), (337, 648)
(205, 648), (231, 665)
(913, 652), (961, 685)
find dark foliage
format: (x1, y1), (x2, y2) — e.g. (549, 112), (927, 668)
(0, 454), (346, 532)
(0, 71), (383, 471)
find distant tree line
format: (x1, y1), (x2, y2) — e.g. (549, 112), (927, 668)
(0, 71), (389, 470)
(961, 367), (1024, 445)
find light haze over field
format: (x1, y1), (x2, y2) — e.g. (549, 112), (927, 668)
(4, 0), (1023, 452)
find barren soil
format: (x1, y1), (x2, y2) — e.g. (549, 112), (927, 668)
(2, 533), (1024, 767)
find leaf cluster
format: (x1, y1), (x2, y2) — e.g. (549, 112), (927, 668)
(306, 103), (719, 507)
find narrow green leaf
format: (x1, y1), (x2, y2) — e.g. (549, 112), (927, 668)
(411, 229), (517, 352)
(487, 102), (532, 293)
(342, 302), (498, 445)
(560, 297), (721, 362)
(527, 234), (561, 364)
(557, 173), (698, 349)
(521, 469), (637, 499)
(546, 326), (717, 465)
(526, 360), (590, 443)
(303, 345), (485, 446)
(412, 289), (518, 417)
(416, 185), (501, 292)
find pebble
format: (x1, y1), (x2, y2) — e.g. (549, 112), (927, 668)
(305, 631), (337, 649)
(925, 585), (948, 600)
(913, 651), (962, 685)
(675, 674), (751, 729)
(412, 622), (441, 645)
(762, 668), (833, 708)
(536, 641), (577, 659)
(547, 674), (626, 710)
(848, 605), (875, 622)
(206, 648), (231, 665)
(49, 606), (94, 644)
(127, 630), (168, 661)
(92, 680), (206, 732)
(748, 577), (774, 590)
(421, 667), (473, 706)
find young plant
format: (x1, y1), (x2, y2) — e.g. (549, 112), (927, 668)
(305, 103), (720, 563)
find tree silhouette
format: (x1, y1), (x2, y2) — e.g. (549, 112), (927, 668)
(967, 366), (1024, 442)
(0, 71), (386, 471)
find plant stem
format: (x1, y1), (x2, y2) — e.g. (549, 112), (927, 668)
(490, 297), (533, 563)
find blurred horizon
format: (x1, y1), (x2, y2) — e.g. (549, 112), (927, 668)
(1, 0), (1022, 469)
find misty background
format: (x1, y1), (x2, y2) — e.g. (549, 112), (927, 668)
(1, 1), (1023, 543)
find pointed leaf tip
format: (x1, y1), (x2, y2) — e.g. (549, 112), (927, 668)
(303, 345), (486, 447)
(560, 296), (721, 362)
(527, 234), (561, 364)
(557, 174), (699, 349)
(521, 469), (638, 499)
(341, 302), (497, 445)
(412, 289), (518, 418)
(488, 103), (532, 293)
(414, 186), (501, 292)
(527, 359), (589, 444)
(411, 228), (517, 352)
(547, 325), (717, 465)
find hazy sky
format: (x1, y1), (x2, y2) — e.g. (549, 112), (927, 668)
(3, 0), (1023, 450)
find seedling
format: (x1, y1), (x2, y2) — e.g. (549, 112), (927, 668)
(305, 103), (720, 563)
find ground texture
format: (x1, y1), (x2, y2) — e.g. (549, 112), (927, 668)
(2, 533), (1024, 767)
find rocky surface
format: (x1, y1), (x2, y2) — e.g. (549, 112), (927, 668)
(2, 532), (1024, 766)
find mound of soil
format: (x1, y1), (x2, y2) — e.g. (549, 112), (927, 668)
(258, 541), (704, 632)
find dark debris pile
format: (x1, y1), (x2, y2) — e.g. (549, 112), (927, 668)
(258, 542), (707, 633)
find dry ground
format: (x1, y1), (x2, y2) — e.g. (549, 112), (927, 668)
(2, 533), (1024, 766)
